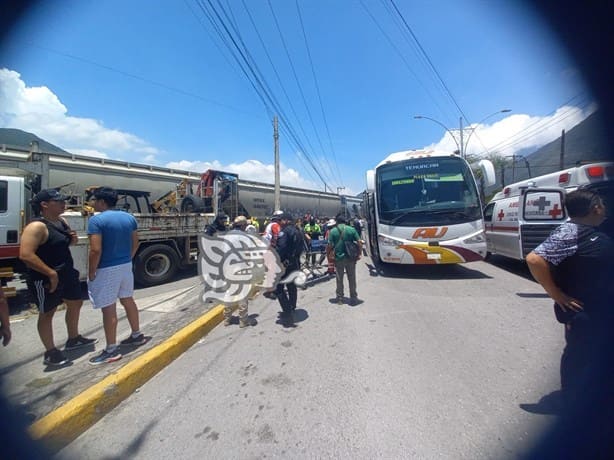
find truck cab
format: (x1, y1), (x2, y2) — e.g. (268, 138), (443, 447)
(0, 175), (25, 263)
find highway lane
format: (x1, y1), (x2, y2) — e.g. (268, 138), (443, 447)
(58, 257), (563, 459)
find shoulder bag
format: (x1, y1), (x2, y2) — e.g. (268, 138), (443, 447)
(340, 225), (360, 260)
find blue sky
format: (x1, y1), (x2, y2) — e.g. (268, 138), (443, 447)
(0, 0), (594, 195)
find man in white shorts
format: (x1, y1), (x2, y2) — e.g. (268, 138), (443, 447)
(87, 187), (146, 365)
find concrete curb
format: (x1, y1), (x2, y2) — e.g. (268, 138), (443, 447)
(28, 304), (224, 454)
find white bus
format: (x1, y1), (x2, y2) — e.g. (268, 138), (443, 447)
(364, 149), (495, 264)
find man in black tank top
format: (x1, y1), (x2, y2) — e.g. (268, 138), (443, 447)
(19, 189), (98, 366)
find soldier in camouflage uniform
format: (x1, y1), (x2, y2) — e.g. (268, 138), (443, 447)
(223, 216), (255, 328)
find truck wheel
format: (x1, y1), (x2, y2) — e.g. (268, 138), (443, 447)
(134, 244), (179, 287)
(180, 195), (205, 213)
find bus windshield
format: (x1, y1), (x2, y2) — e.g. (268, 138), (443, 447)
(376, 157), (481, 226)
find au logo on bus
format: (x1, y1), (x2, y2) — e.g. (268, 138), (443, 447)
(412, 227), (448, 239)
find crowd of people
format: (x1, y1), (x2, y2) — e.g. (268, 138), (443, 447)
(205, 210), (365, 327)
(2, 186), (611, 421)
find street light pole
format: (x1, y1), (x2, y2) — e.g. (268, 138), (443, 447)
(413, 115), (461, 154)
(414, 110), (511, 159)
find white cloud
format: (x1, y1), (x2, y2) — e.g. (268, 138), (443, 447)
(0, 68), (323, 190)
(0, 68), (158, 158)
(426, 104), (596, 158)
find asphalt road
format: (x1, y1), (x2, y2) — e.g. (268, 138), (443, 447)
(58, 257), (563, 459)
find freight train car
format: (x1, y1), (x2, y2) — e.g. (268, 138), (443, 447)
(0, 146), (361, 219)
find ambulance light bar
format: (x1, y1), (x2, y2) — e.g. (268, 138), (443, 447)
(586, 165), (604, 178)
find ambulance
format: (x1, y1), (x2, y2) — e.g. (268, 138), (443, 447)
(483, 162), (614, 261)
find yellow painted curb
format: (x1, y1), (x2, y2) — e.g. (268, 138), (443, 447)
(29, 304), (224, 454)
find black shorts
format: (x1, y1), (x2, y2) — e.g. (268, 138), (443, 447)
(26, 267), (82, 313)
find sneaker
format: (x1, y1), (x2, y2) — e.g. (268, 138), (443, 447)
(65, 335), (99, 350)
(349, 297), (361, 306)
(44, 348), (69, 366)
(120, 333), (147, 346)
(89, 348), (122, 365)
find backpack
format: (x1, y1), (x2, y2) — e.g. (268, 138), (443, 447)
(289, 226), (305, 260)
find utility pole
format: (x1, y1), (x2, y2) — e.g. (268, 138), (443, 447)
(273, 116), (280, 211)
(559, 129), (565, 170)
(459, 117), (464, 158)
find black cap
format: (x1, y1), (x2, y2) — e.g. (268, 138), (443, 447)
(92, 187), (118, 201)
(280, 212), (294, 221)
(32, 189), (68, 204)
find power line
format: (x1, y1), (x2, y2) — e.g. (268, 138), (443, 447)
(295, 0), (344, 187)
(487, 95), (592, 153)
(389, 0), (471, 126)
(378, 0), (458, 124)
(359, 0), (454, 125)
(266, 0), (336, 189)
(240, 0), (322, 175)
(19, 40), (261, 119)
(194, 0), (333, 190)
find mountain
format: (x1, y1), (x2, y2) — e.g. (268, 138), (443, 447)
(492, 111), (612, 188)
(0, 128), (69, 154)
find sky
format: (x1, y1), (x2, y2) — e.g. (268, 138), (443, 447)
(0, 0), (596, 195)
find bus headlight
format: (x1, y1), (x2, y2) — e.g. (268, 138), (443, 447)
(378, 235), (402, 246)
(463, 232), (485, 244)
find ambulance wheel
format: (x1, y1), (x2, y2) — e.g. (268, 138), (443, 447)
(134, 244), (179, 287)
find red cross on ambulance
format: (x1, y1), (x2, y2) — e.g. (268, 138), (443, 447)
(548, 203), (563, 218)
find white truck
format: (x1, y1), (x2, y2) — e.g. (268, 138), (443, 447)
(0, 174), (234, 292)
(483, 162), (614, 261)
(0, 144), (362, 295)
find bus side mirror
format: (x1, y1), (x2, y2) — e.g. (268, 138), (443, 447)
(478, 160), (496, 186)
(366, 170), (375, 192)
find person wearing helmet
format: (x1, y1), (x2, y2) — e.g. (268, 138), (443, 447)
(263, 210), (283, 247)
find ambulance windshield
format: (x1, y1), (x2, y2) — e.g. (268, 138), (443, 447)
(376, 157), (481, 226)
